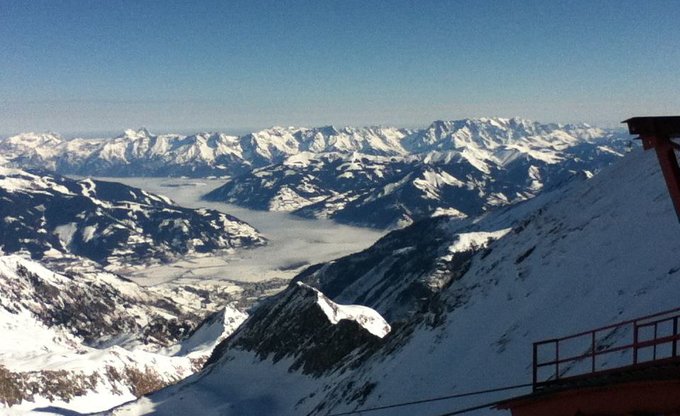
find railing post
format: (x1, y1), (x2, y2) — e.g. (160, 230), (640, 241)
(654, 322), (658, 360)
(674, 317), (678, 358)
(633, 324), (639, 365)
(555, 341), (560, 379)
(532, 343), (538, 390)
(591, 331), (596, 373)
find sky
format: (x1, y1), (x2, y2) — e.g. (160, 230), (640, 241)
(1, 0), (679, 135)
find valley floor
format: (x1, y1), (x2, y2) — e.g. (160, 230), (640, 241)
(98, 177), (386, 285)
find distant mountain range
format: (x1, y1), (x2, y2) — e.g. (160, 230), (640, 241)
(0, 125), (410, 177)
(1, 118), (633, 229)
(204, 118), (631, 228)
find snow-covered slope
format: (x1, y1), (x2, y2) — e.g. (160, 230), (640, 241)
(206, 118), (630, 228)
(0, 255), (248, 413)
(107, 149), (680, 416)
(171, 306), (247, 356)
(0, 166), (265, 267)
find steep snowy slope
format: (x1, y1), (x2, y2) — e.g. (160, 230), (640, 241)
(108, 149), (680, 416)
(0, 166), (265, 267)
(0, 256), (248, 413)
(205, 282), (391, 375)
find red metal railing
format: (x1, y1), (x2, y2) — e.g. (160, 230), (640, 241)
(533, 306), (680, 390)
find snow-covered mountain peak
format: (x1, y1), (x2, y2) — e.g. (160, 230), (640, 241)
(8, 130), (62, 143)
(119, 127), (152, 140)
(250, 126), (303, 139)
(402, 117), (615, 173)
(1, 132), (64, 161)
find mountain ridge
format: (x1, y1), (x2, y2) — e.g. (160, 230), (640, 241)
(0, 166), (266, 268)
(204, 118), (630, 228)
(0, 118), (625, 178)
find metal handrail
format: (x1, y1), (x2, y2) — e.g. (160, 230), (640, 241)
(534, 306), (680, 345)
(532, 306), (680, 389)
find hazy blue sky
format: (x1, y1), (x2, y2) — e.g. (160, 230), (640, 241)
(1, 0), (679, 135)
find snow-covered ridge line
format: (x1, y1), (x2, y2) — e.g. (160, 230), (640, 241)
(0, 118), (623, 179)
(0, 125), (411, 177)
(297, 282), (391, 338)
(205, 118), (630, 228)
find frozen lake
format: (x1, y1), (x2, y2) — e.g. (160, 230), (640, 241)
(98, 177), (386, 285)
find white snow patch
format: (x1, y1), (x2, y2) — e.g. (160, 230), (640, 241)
(81, 225), (98, 243)
(432, 207), (468, 219)
(447, 228), (512, 254)
(54, 223), (78, 246)
(299, 282), (391, 338)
